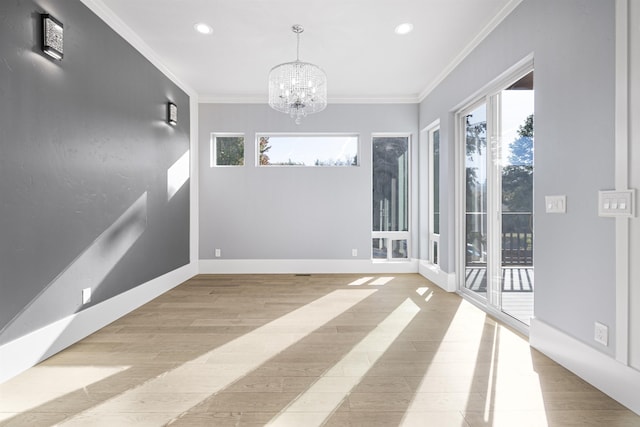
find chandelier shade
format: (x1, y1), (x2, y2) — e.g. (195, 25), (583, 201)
(268, 25), (327, 124)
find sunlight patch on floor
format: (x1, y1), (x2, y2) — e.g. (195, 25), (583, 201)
(0, 366), (129, 413)
(347, 277), (374, 286)
(369, 277), (394, 286)
(415, 287), (430, 296)
(56, 289), (377, 426)
(266, 298), (421, 426)
(490, 326), (545, 413)
(399, 301), (488, 426)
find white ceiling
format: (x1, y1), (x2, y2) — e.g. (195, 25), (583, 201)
(93, 0), (519, 102)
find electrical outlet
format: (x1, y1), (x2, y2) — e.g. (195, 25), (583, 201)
(215, 248), (221, 258)
(352, 249), (358, 257)
(82, 288), (91, 305)
(594, 321), (608, 346)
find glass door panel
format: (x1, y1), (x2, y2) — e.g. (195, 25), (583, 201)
(464, 103), (488, 298)
(499, 71), (534, 325)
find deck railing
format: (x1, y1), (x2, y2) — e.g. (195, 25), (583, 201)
(502, 212), (532, 265)
(466, 212), (533, 266)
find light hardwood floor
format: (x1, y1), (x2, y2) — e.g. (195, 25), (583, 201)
(1, 274), (638, 426)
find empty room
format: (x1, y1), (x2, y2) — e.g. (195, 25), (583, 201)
(1, 0), (640, 426)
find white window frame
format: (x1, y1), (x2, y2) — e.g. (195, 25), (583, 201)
(427, 121), (441, 266)
(210, 133), (245, 167)
(371, 133), (412, 261)
(372, 232), (411, 261)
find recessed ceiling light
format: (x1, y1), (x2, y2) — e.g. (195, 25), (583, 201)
(194, 23), (213, 35)
(394, 23), (413, 35)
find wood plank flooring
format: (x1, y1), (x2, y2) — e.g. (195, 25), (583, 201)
(1, 274), (638, 426)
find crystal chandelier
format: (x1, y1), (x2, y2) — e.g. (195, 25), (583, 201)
(268, 25), (327, 124)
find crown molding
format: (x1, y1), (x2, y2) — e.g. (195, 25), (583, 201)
(418, 0), (524, 102)
(198, 96), (420, 105)
(81, 0), (521, 106)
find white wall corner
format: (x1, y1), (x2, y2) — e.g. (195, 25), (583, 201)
(0, 263), (197, 384)
(418, 261), (456, 292)
(614, 0), (631, 366)
(530, 317), (640, 416)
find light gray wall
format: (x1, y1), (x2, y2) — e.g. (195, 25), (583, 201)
(0, 0), (190, 345)
(199, 103), (418, 261)
(420, 0), (616, 355)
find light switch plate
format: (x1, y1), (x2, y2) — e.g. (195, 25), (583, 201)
(545, 195), (566, 213)
(598, 189), (635, 217)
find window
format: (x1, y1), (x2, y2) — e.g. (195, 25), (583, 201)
(372, 135), (410, 260)
(428, 125), (440, 265)
(257, 134), (358, 166)
(211, 134), (244, 166)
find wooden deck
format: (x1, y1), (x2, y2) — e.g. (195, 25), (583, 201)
(466, 267), (534, 325)
(465, 266), (533, 292)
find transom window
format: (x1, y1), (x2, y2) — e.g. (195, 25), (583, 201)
(257, 134), (359, 167)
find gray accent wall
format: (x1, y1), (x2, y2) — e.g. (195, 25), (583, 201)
(420, 0), (616, 355)
(0, 0), (190, 345)
(199, 103), (418, 261)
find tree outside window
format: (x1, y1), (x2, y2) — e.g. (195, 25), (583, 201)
(214, 135), (244, 166)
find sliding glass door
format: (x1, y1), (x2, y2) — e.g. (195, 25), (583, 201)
(459, 66), (534, 326)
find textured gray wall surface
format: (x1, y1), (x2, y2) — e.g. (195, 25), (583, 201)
(420, 0), (615, 354)
(198, 103), (418, 261)
(0, 0), (190, 345)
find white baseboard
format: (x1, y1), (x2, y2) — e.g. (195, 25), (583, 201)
(0, 263), (197, 384)
(530, 317), (640, 415)
(418, 261), (456, 292)
(199, 258), (419, 274)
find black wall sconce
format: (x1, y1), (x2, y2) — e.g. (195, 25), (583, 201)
(42, 14), (63, 60)
(167, 102), (178, 126)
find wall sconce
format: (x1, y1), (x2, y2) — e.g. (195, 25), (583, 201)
(42, 14), (63, 60)
(167, 102), (178, 126)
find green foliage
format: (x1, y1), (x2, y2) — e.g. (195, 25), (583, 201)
(216, 136), (244, 166)
(509, 114), (534, 166)
(465, 115), (487, 160)
(502, 114), (534, 229)
(259, 136), (271, 165)
(465, 115), (487, 213)
(518, 114), (534, 138)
